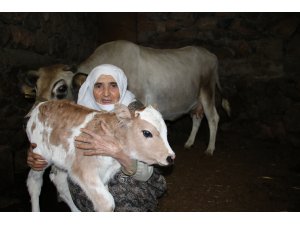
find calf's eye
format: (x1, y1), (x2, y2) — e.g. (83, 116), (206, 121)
(142, 130), (153, 138)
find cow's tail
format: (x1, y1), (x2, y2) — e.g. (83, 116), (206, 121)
(221, 98), (231, 117)
(215, 67), (231, 117)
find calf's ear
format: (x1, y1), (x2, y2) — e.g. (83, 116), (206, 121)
(115, 104), (132, 127)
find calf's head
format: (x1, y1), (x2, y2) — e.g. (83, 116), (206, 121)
(114, 104), (175, 166)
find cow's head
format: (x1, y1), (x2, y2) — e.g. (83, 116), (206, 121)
(21, 64), (87, 120)
(113, 104), (175, 166)
(21, 64), (87, 103)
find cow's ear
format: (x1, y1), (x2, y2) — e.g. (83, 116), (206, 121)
(20, 70), (39, 99)
(71, 72), (88, 102)
(72, 72), (87, 89)
(25, 70), (39, 87)
(115, 104), (132, 127)
(21, 84), (36, 99)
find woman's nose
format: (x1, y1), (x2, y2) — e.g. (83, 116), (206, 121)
(103, 87), (110, 96)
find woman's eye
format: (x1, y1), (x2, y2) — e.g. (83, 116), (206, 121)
(111, 83), (118, 88)
(94, 84), (102, 89)
(142, 130), (153, 138)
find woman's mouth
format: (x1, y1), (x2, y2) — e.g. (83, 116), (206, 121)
(101, 99), (112, 104)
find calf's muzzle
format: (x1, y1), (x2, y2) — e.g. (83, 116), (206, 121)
(166, 155), (175, 165)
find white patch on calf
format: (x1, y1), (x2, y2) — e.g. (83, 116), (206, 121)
(55, 111), (98, 168)
(66, 112), (98, 153)
(138, 106), (173, 154)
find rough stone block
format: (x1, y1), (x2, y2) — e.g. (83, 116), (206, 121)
(0, 145), (14, 191)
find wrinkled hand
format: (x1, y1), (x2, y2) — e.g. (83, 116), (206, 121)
(27, 143), (48, 171)
(75, 127), (137, 175)
(75, 127), (121, 158)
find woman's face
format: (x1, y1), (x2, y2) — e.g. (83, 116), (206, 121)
(93, 75), (120, 105)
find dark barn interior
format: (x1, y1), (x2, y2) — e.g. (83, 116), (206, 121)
(0, 12), (300, 212)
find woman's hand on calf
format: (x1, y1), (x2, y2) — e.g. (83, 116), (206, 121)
(27, 143), (48, 171)
(75, 128), (137, 175)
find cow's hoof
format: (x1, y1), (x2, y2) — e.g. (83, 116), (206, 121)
(184, 143), (193, 149)
(204, 149), (214, 156)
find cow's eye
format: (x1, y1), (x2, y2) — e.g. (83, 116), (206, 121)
(58, 84), (67, 93)
(142, 130), (152, 138)
(52, 79), (68, 99)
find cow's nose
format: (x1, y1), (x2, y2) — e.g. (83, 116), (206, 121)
(166, 156), (174, 165)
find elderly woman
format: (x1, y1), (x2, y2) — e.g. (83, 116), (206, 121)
(27, 64), (167, 212)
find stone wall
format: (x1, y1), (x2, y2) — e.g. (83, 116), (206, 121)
(0, 12), (299, 192)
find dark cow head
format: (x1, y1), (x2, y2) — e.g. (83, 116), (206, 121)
(21, 64), (87, 124)
(20, 64), (87, 103)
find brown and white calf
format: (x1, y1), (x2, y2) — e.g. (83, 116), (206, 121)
(26, 100), (175, 212)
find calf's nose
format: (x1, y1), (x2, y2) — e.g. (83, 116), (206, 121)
(166, 156), (174, 165)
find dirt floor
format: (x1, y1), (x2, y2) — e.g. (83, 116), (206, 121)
(1, 116), (300, 212)
(158, 116), (300, 212)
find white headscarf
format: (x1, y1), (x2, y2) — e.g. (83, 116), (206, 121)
(77, 64), (136, 111)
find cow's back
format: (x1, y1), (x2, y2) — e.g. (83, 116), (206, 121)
(78, 40), (139, 75)
(134, 45), (217, 115)
(78, 40), (219, 120)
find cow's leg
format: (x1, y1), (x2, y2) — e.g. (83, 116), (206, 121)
(200, 89), (219, 155)
(184, 104), (204, 148)
(71, 170), (115, 212)
(27, 169), (45, 212)
(49, 166), (80, 212)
